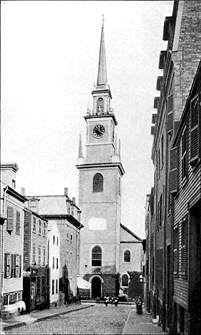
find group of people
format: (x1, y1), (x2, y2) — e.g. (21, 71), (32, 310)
(103, 296), (119, 307)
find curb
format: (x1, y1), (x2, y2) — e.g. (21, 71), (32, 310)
(3, 304), (94, 331)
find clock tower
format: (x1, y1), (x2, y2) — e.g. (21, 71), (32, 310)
(76, 18), (125, 298)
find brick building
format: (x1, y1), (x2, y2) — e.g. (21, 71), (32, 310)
(147, 1), (201, 333)
(170, 60), (201, 335)
(23, 207), (48, 312)
(28, 189), (83, 304)
(0, 163), (27, 316)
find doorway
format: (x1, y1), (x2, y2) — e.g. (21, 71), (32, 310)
(91, 276), (102, 299)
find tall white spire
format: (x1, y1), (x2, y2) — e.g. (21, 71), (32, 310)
(97, 15), (107, 86)
(78, 133), (83, 159)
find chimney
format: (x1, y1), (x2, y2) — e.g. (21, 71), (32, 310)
(64, 187), (68, 196)
(21, 187), (25, 195)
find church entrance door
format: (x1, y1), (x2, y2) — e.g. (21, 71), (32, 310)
(91, 277), (102, 299)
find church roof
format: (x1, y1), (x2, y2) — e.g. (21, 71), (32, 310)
(97, 16), (107, 86)
(120, 223), (143, 243)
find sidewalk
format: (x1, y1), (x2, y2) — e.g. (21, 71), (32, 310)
(122, 309), (166, 335)
(0, 303), (94, 332)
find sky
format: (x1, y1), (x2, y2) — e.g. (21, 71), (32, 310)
(2, 0), (173, 238)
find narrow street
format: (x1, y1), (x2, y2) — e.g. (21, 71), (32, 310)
(4, 304), (164, 335)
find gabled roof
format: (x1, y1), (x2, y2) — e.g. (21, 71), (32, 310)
(120, 223), (143, 243)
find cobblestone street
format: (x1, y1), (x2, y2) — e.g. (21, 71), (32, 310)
(4, 304), (164, 335)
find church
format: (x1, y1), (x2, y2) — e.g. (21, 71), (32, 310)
(76, 19), (143, 299)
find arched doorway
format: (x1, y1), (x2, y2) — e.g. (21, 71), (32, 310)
(91, 276), (102, 299)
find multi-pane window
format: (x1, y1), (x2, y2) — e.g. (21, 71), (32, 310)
(4, 254), (11, 278)
(181, 126), (188, 181)
(38, 246), (41, 265)
(56, 258), (58, 269)
(33, 217), (36, 233)
(92, 246), (102, 266)
(70, 234), (73, 243)
(4, 254), (21, 278)
(53, 235), (55, 244)
(122, 274), (129, 286)
(38, 220), (42, 235)
(52, 257), (55, 269)
(124, 250), (131, 262)
(16, 211), (20, 235)
(93, 173), (103, 192)
(7, 206), (14, 232)
(15, 255), (20, 277)
(32, 244), (36, 264)
(56, 279), (58, 293)
(43, 247), (46, 266)
(190, 94), (200, 165)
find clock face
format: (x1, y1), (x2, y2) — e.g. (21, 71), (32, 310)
(93, 124), (105, 138)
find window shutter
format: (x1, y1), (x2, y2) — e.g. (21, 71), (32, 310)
(11, 254), (15, 277)
(19, 255), (22, 277)
(167, 94), (173, 133)
(7, 206), (14, 231)
(169, 147), (178, 194)
(190, 94), (200, 165)
(16, 211), (20, 235)
(173, 227), (179, 276)
(4, 253), (8, 278)
(181, 127), (188, 180)
(181, 217), (188, 277)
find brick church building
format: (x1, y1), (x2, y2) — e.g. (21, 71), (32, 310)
(76, 19), (143, 299)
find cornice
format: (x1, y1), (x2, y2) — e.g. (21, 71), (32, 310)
(6, 186), (27, 203)
(76, 161), (125, 176)
(84, 113), (118, 126)
(42, 214), (84, 229)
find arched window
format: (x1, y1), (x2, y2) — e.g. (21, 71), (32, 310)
(92, 246), (102, 266)
(124, 250), (131, 262)
(97, 97), (104, 114)
(93, 173), (103, 193)
(122, 274), (129, 287)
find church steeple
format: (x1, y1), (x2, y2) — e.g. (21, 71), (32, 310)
(97, 15), (107, 86)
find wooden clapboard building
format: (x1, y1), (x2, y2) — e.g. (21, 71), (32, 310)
(170, 59), (201, 335)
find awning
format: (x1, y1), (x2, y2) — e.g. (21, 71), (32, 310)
(77, 277), (91, 289)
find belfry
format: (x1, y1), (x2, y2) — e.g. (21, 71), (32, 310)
(76, 19), (142, 299)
